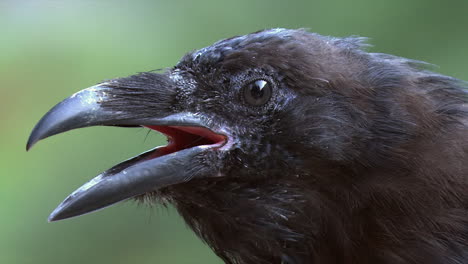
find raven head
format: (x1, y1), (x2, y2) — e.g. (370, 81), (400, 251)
(27, 29), (468, 263)
(27, 29), (322, 221)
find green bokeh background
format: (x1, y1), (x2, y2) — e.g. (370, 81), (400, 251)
(2, 0), (468, 263)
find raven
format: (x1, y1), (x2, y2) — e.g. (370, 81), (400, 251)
(28, 29), (468, 264)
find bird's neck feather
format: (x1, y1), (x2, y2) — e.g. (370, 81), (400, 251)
(169, 130), (468, 263)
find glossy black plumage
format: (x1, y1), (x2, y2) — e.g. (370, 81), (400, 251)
(29, 29), (468, 264)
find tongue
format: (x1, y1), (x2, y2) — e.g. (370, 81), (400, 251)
(146, 126), (191, 142)
(171, 126), (226, 143)
(145, 126), (225, 146)
(144, 126), (215, 159)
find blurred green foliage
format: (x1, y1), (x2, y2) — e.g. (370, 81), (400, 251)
(2, 0), (468, 263)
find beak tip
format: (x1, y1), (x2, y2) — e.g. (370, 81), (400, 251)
(48, 208), (61, 222)
(26, 138), (36, 151)
(27, 122), (48, 151)
(48, 205), (69, 222)
(48, 214), (63, 222)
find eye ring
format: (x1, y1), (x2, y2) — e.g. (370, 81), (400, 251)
(242, 79), (273, 106)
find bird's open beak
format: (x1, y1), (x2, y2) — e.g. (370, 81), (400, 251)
(27, 82), (227, 221)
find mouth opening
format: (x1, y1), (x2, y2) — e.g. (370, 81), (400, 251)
(144, 125), (227, 159)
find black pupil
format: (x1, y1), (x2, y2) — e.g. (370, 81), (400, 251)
(250, 81), (266, 99)
(244, 80), (271, 106)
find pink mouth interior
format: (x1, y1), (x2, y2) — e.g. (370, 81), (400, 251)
(144, 125), (226, 159)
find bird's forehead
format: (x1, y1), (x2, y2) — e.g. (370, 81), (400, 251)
(179, 28), (296, 67)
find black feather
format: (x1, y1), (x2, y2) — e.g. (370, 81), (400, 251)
(103, 29), (468, 263)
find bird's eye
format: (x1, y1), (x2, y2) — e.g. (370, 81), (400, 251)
(242, 79), (272, 106)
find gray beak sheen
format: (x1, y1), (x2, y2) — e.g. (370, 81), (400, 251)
(27, 84), (221, 221)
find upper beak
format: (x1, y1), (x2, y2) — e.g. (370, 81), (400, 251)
(27, 80), (226, 221)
